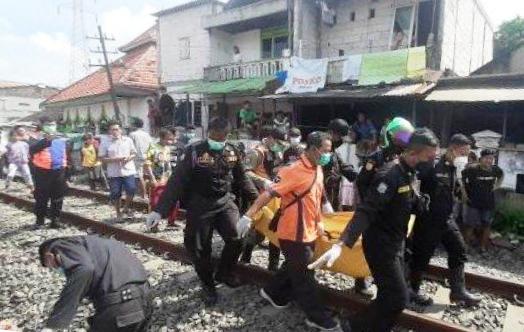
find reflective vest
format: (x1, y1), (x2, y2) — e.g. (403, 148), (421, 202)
(32, 139), (67, 170)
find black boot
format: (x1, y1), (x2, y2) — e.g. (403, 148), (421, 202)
(34, 216), (45, 229)
(354, 278), (374, 298)
(409, 271), (433, 306)
(449, 266), (481, 307)
(50, 218), (61, 229)
(201, 284), (218, 306)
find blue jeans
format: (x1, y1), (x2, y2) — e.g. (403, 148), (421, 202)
(109, 176), (136, 201)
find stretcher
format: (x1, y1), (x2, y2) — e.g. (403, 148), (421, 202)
(252, 198), (415, 278)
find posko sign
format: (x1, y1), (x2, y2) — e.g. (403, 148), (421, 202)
(277, 57), (328, 94)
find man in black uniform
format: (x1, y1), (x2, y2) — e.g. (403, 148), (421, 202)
(309, 128), (439, 332)
(146, 117), (258, 305)
(38, 235), (151, 331)
(409, 134), (481, 307)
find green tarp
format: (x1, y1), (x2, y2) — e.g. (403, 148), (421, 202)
(359, 46), (426, 86)
(172, 77), (273, 95)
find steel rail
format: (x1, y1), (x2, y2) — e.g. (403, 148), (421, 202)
(0, 191), (471, 332)
(66, 186), (524, 301)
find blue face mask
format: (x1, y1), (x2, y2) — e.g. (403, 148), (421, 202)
(318, 152), (332, 166)
(208, 138), (226, 151)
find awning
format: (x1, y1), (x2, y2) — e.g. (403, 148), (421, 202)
(425, 88), (524, 102)
(171, 77), (273, 95)
(260, 82), (434, 100)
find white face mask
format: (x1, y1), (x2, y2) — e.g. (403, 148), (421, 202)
(289, 136), (301, 146)
(453, 156), (468, 178)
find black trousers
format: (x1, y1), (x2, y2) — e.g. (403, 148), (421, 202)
(410, 211), (467, 274)
(264, 240), (331, 323)
(90, 284), (152, 332)
(33, 168), (67, 221)
(241, 229), (281, 269)
(184, 197), (242, 287)
(357, 235), (408, 332)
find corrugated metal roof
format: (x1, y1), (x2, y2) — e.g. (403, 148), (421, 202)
(260, 82), (434, 100)
(425, 88), (524, 102)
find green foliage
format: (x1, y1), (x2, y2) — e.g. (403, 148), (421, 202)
(494, 199), (524, 236)
(494, 16), (524, 58)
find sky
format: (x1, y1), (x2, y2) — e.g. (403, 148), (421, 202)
(0, 0), (523, 88)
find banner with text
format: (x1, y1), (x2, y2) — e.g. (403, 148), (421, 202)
(277, 57), (328, 94)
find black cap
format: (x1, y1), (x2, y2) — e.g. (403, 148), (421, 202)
(328, 118), (350, 136)
(288, 127), (301, 137)
(480, 149), (496, 157)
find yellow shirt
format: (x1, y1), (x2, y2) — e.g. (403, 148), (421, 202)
(82, 145), (98, 167)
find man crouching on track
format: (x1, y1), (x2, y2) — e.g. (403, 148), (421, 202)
(309, 128), (439, 332)
(38, 235), (152, 332)
(145, 117), (259, 305)
(242, 131), (341, 331)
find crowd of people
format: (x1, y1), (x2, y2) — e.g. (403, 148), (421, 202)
(2, 110), (506, 332)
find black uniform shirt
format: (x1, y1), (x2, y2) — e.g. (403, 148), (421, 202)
(322, 140), (357, 189)
(463, 164), (503, 210)
(45, 236), (147, 329)
(418, 157), (458, 223)
(155, 140), (258, 217)
(341, 160), (418, 253)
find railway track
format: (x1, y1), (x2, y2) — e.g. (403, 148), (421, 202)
(0, 190), (476, 332)
(66, 185), (524, 301)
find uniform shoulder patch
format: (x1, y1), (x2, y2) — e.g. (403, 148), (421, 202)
(397, 185), (411, 194)
(377, 182), (388, 194)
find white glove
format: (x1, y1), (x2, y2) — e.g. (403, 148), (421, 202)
(145, 212), (162, 230)
(237, 215), (252, 238)
(322, 202), (334, 214)
(307, 243), (343, 270)
(263, 179), (273, 191)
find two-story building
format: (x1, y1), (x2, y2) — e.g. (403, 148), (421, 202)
(155, 0), (494, 134)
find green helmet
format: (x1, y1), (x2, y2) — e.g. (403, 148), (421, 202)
(382, 117), (415, 149)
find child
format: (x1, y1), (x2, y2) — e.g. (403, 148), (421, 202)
(81, 133), (102, 191)
(5, 127), (33, 191)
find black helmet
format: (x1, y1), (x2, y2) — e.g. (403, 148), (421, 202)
(328, 118), (350, 136)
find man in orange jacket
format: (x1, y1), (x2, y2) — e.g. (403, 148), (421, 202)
(241, 131), (340, 331)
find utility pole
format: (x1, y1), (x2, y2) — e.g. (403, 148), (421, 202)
(88, 25), (121, 122)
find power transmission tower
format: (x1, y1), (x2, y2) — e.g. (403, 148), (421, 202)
(88, 25), (121, 122)
(59, 0), (90, 83)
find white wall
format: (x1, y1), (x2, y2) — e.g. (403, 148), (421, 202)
(320, 0), (400, 58)
(62, 96), (151, 133)
(158, 4), (216, 84)
(0, 96), (44, 124)
(440, 0), (494, 76)
(209, 29), (234, 66)
(232, 29), (261, 62)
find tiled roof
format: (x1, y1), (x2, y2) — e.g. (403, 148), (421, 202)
(45, 43), (157, 105)
(119, 26), (157, 53)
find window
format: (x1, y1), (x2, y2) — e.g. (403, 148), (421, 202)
(179, 37), (190, 60)
(261, 27), (289, 59)
(350, 11), (356, 22)
(390, 6), (415, 50)
(338, 49), (345, 56)
(18, 102), (30, 107)
(369, 8), (375, 19)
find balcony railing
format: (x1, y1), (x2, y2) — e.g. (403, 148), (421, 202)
(204, 58), (287, 81)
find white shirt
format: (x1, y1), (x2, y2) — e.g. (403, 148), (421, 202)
(99, 136), (137, 178)
(129, 129), (152, 161)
